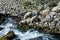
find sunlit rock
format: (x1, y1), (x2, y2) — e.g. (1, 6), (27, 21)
(11, 13), (18, 17)
(6, 31), (15, 39)
(0, 36), (8, 40)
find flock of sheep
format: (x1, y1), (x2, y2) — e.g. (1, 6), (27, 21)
(20, 2), (60, 30)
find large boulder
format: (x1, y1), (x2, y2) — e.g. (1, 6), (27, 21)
(0, 31), (15, 40)
(6, 31), (15, 40)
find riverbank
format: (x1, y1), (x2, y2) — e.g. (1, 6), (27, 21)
(0, 0), (60, 40)
(0, 0), (60, 34)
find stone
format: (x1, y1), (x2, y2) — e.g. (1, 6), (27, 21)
(0, 31), (15, 40)
(11, 13), (18, 17)
(6, 31), (15, 39)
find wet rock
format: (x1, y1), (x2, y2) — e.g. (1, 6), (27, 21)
(11, 13), (18, 17)
(0, 31), (15, 40)
(6, 31), (15, 40)
(0, 36), (8, 40)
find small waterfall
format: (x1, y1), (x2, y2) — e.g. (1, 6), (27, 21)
(0, 18), (56, 40)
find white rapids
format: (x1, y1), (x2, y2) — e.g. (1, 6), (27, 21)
(0, 18), (55, 40)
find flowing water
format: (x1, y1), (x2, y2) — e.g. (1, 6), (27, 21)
(0, 18), (59, 40)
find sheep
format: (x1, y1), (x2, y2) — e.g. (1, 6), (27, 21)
(30, 16), (40, 23)
(51, 6), (60, 12)
(23, 12), (32, 19)
(40, 8), (50, 16)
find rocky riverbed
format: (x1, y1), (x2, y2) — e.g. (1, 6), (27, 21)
(0, 0), (60, 40)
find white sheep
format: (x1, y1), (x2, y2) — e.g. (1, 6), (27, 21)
(23, 12), (32, 19)
(41, 8), (50, 16)
(30, 16), (40, 23)
(52, 6), (60, 12)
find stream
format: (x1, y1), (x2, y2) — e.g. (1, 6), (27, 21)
(0, 18), (59, 40)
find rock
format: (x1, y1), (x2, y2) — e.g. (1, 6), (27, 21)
(0, 10), (5, 14)
(0, 31), (15, 40)
(0, 36), (8, 40)
(11, 13), (18, 17)
(6, 31), (15, 39)
(58, 12), (60, 14)
(0, 25), (4, 31)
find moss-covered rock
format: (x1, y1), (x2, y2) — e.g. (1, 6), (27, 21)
(0, 31), (15, 40)
(6, 31), (15, 39)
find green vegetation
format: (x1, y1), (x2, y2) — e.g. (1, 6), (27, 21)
(35, 0), (59, 7)
(35, 0), (43, 5)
